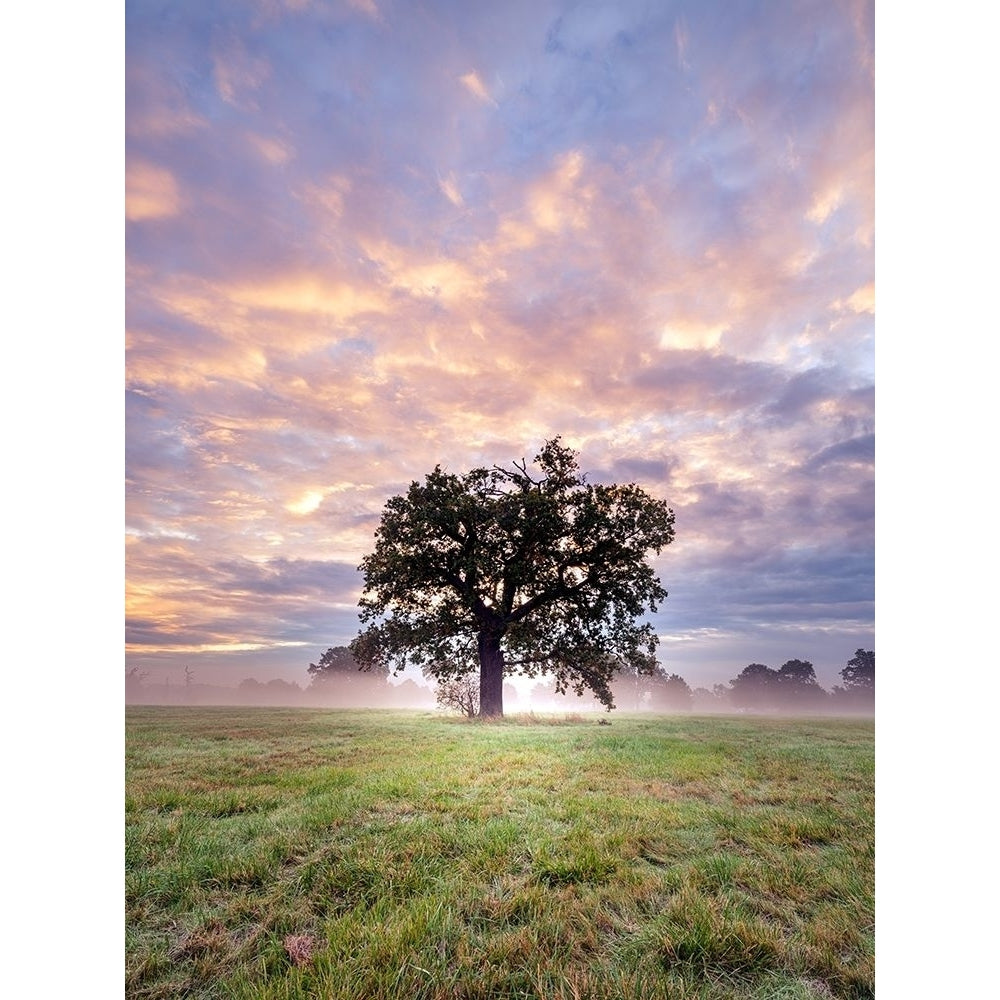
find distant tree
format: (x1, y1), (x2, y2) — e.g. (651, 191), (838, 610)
(266, 678), (301, 692)
(729, 663), (779, 712)
(692, 686), (721, 712)
(350, 438), (676, 717)
(712, 683), (731, 703)
(832, 649), (874, 712)
(609, 659), (652, 711)
(308, 646), (389, 687)
(528, 675), (569, 709)
(436, 675), (480, 718)
(125, 667), (147, 701)
(384, 678), (436, 709)
(841, 649), (875, 692)
(776, 659), (827, 711)
(648, 669), (693, 712)
(263, 678), (300, 704)
(237, 678), (262, 703)
(502, 681), (520, 709)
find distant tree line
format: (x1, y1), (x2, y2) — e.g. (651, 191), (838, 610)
(720, 649), (874, 713)
(671, 649), (874, 714)
(304, 646), (434, 708)
(125, 647), (873, 715)
(123, 650), (437, 708)
(429, 648), (873, 717)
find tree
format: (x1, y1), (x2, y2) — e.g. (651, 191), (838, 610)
(266, 678), (301, 692)
(841, 649), (874, 692)
(609, 659), (653, 711)
(307, 646), (389, 687)
(729, 663), (778, 712)
(436, 675), (480, 718)
(775, 659), (827, 711)
(648, 670), (693, 712)
(528, 675), (573, 710)
(350, 438), (676, 717)
(692, 686), (722, 712)
(125, 667), (147, 702)
(384, 678), (436, 709)
(711, 683), (731, 705)
(502, 682), (520, 710)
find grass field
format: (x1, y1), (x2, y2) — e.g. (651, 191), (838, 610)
(125, 708), (874, 999)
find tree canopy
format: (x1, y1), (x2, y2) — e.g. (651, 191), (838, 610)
(648, 670), (694, 712)
(841, 649), (875, 691)
(729, 663), (777, 711)
(775, 659), (827, 709)
(834, 649), (874, 708)
(350, 438), (676, 716)
(307, 646), (388, 686)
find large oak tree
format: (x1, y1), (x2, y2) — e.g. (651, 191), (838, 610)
(350, 439), (676, 716)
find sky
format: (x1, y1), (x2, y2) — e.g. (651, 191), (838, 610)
(124, 0), (875, 692)
(9, 3), (996, 991)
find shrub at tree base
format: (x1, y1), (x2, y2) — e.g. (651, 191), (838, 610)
(435, 675), (480, 718)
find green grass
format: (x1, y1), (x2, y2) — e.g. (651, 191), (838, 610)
(126, 708), (874, 999)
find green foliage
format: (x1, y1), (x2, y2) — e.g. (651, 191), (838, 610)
(728, 664), (778, 711)
(776, 660), (827, 710)
(841, 650), (874, 691)
(727, 661), (838, 713)
(351, 438), (676, 715)
(649, 670), (694, 712)
(126, 707), (874, 1000)
(308, 646), (388, 686)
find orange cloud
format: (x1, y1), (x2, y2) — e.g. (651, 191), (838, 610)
(845, 282), (875, 314)
(126, 161), (181, 221)
(248, 133), (295, 165)
(439, 173), (464, 207)
(658, 321), (728, 352)
(225, 277), (388, 320)
(213, 37), (270, 109)
(347, 0), (381, 19)
(528, 150), (593, 231)
(492, 150), (596, 252)
(297, 173), (352, 220)
(806, 183), (843, 224)
(460, 70), (495, 105)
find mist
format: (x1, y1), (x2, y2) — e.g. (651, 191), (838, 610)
(124, 670), (437, 711)
(125, 660), (874, 716)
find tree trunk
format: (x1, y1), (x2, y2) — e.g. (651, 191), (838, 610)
(478, 629), (505, 717)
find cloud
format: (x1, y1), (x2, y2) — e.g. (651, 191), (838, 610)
(803, 433), (875, 472)
(124, 0), (874, 688)
(845, 282), (875, 314)
(438, 173), (464, 207)
(347, 0), (381, 20)
(658, 321), (728, 352)
(212, 34), (271, 109)
(224, 276), (389, 320)
(674, 16), (690, 71)
(248, 132), (295, 165)
(126, 161), (181, 221)
(807, 183), (844, 224)
(459, 69), (495, 105)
